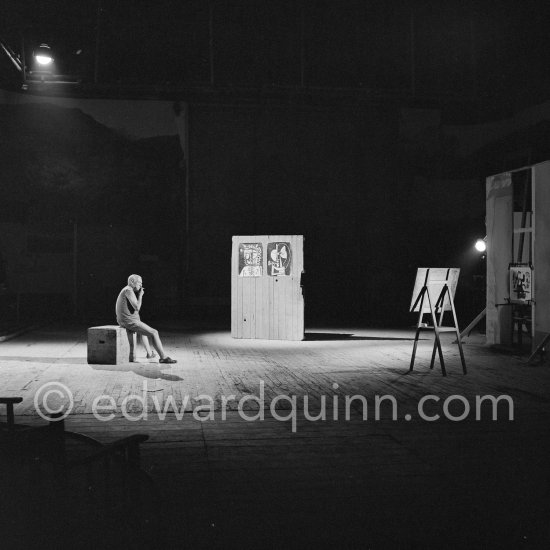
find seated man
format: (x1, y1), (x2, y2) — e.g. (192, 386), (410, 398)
(115, 274), (176, 364)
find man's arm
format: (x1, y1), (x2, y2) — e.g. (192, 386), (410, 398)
(125, 287), (143, 312)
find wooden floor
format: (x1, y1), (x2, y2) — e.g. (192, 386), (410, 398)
(1, 323), (549, 549)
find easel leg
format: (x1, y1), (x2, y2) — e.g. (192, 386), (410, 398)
(429, 342), (437, 370)
(431, 331), (446, 376)
(409, 329), (421, 372)
(450, 298), (467, 374)
(456, 337), (467, 374)
(456, 308), (486, 342)
(409, 296), (427, 373)
(527, 333), (550, 365)
(428, 296), (447, 376)
(430, 306), (444, 370)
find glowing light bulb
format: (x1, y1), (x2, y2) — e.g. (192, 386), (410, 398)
(475, 239), (486, 253)
(34, 44), (53, 65)
(35, 55), (52, 65)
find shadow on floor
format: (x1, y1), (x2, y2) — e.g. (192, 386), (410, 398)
(0, 356), (89, 364)
(0, 356), (183, 382)
(91, 363), (183, 381)
(304, 332), (416, 341)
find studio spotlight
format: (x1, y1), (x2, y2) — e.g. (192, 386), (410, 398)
(34, 43), (53, 65)
(475, 238), (487, 253)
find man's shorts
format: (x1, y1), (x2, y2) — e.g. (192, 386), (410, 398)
(120, 319), (157, 337)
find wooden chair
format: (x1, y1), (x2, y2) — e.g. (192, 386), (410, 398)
(0, 397), (162, 548)
(0, 396), (22, 431)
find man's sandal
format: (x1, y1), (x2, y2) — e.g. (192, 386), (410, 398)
(159, 356), (177, 364)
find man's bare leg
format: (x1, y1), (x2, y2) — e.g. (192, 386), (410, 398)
(126, 330), (137, 362)
(134, 321), (176, 363)
(140, 335), (157, 358)
(147, 328), (174, 362)
(149, 329), (167, 359)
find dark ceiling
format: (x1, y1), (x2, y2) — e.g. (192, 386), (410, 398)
(2, 0), (550, 117)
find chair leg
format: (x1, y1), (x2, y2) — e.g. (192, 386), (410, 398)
(0, 397), (23, 432)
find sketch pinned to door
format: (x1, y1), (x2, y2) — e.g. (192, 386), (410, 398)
(239, 243), (263, 277)
(267, 242), (291, 276)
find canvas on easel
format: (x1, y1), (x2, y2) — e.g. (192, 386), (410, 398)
(509, 263), (532, 304)
(409, 267), (466, 376)
(410, 268), (460, 313)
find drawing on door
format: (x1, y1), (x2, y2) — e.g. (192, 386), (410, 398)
(239, 243), (263, 277)
(267, 242), (291, 276)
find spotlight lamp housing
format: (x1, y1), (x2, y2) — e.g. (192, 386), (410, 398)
(475, 238), (487, 253)
(34, 43), (53, 65)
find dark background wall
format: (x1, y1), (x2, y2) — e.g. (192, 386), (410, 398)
(3, 0), (550, 330)
(187, 100), (484, 326)
(0, 100), (184, 323)
(0, 96), (486, 328)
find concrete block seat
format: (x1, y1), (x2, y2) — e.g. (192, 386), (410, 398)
(87, 325), (130, 364)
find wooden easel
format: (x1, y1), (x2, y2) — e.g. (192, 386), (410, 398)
(409, 270), (467, 376)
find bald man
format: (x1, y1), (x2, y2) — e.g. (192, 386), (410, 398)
(115, 274), (176, 364)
